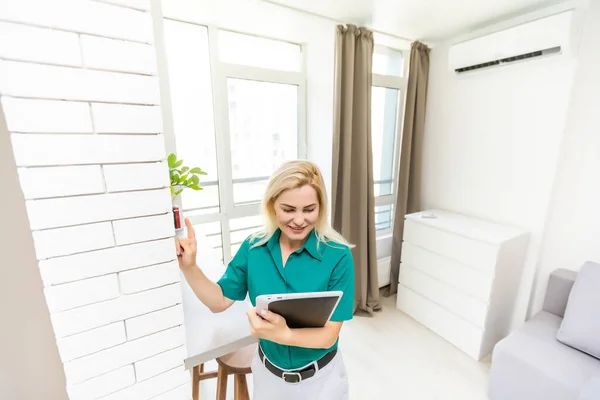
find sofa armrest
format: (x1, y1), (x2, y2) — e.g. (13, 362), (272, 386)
(542, 269), (577, 318)
(578, 374), (600, 400)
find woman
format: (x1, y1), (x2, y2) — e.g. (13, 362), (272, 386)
(176, 160), (355, 400)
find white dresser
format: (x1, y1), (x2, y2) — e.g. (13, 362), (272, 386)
(396, 209), (530, 360)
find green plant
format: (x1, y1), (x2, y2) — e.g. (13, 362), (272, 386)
(168, 153), (207, 199)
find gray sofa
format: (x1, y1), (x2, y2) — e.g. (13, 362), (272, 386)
(489, 268), (600, 400)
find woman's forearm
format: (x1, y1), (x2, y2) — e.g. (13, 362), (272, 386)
(279, 323), (340, 349)
(181, 265), (231, 313)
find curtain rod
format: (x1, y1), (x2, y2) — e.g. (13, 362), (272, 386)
(260, 0), (414, 43)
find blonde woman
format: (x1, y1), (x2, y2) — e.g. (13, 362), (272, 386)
(176, 160), (355, 400)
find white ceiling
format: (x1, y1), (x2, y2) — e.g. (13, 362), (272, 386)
(262, 0), (563, 42)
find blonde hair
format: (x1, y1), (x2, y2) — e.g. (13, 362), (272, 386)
(250, 160), (354, 249)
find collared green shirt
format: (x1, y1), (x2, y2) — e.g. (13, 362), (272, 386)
(217, 228), (355, 370)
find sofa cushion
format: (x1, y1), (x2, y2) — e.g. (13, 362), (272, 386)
(557, 262), (600, 359)
(489, 312), (600, 400)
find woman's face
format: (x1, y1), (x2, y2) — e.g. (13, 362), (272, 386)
(274, 184), (320, 242)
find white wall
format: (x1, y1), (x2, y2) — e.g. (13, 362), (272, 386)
(0, 0), (189, 398)
(421, 16), (578, 329)
(529, 0), (600, 315)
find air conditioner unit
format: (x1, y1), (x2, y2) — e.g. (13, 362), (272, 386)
(449, 10), (575, 73)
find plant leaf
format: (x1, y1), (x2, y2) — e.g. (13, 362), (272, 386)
(191, 175), (200, 185)
(189, 184), (202, 190)
(173, 159), (183, 168)
(189, 167), (202, 174)
(167, 153), (177, 168)
(180, 166), (189, 173)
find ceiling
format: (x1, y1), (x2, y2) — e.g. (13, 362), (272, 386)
(262, 0), (564, 42)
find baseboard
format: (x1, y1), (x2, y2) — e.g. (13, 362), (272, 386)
(377, 256), (392, 288)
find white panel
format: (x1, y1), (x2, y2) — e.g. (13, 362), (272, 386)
(401, 242), (494, 302)
(44, 274), (120, 312)
(0, 61), (160, 104)
(11, 134), (165, 166)
(27, 189), (170, 231)
(92, 103), (162, 133)
(113, 213), (174, 246)
(103, 162), (169, 192)
(51, 283), (182, 337)
(63, 326), (184, 383)
(67, 365), (136, 400)
(18, 165), (105, 199)
(0, 22), (81, 66)
(119, 261), (180, 294)
(32, 222), (115, 259)
(403, 219), (499, 272)
(125, 305), (184, 341)
(81, 35), (157, 74)
(100, 367), (189, 400)
(399, 266), (489, 328)
(0, 0), (153, 43)
(2, 98), (92, 133)
(396, 285), (484, 359)
(57, 322), (126, 363)
(134, 346), (185, 381)
(39, 238), (174, 285)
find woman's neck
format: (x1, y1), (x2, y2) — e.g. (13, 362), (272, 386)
(279, 233), (306, 252)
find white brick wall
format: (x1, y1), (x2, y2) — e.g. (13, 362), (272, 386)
(57, 322), (127, 363)
(0, 2), (190, 398)
(67, 365), (137, 400)
(125, 305), (184, 341)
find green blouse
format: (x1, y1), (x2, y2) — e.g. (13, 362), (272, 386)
(217, 228), (355, 369)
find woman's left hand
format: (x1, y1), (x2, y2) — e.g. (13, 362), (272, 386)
(246, 308), (292, 344)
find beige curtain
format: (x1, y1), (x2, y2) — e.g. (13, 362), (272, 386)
(332, 25), (381, 315)
(386, 41), (431, 295)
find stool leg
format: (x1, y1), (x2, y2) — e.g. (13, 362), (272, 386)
(234, 374), (249, 400)
(216, 365), (228, 400)
(192, 365), (199, 400)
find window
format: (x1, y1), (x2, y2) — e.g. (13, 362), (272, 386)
(162, 22), (305, 262)
(227, 78), (298, 205)
(371, 46), (406, 233)
(163, 21), (220, 215)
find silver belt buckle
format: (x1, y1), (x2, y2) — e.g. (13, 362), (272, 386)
(282, 371), (302, 384)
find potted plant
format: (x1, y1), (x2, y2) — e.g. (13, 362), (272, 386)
(168, 152), (207, 231)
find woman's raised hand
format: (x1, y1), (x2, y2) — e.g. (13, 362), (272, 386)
(176, 218), (197, 271)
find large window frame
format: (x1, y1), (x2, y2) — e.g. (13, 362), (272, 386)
(154, 14), (307, 263)
(371, 45), (409, 237)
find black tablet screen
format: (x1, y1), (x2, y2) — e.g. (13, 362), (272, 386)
(267, 296), (340, 328)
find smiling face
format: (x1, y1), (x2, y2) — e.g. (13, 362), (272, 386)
(273, 184), (320, 243)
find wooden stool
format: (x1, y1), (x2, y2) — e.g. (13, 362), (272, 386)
(215, 343), (256, 400)
(192, 362), (218, 400)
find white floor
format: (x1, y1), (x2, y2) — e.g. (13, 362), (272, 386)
(341, 294), (491, 400)
(197, 294), (491, 399)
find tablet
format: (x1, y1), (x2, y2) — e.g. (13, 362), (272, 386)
(255, 291), (343, 329)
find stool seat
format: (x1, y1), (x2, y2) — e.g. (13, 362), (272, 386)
(216, 344), (256, 373)
(214, 343), (257, 400)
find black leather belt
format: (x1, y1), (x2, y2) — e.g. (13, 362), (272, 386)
(258, 346), (337, 384)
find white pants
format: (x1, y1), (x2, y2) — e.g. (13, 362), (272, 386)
(250, 348), (350, 400)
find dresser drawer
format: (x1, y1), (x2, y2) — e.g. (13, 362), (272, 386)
(396, 284), (484, 360)
(401, 242), (494, 302)
(403, 219), (499, 272)
(399, 265), (489, 328)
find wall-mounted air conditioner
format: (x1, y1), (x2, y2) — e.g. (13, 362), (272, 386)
(449, 10), (575, 73)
